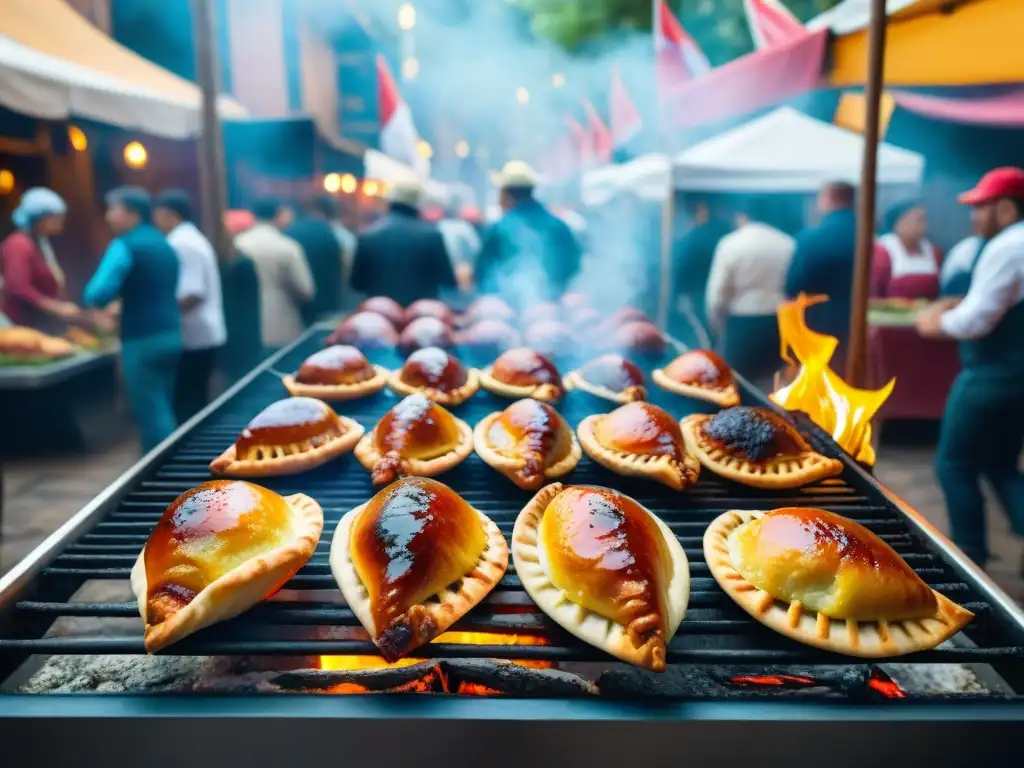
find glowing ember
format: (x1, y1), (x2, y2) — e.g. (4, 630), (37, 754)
(867, 675), (907, 699)
(771, 293), (895, 466)
(729, 674), (816, 687)
(456, 682), (502, 696)
(320, 632), (550, 673)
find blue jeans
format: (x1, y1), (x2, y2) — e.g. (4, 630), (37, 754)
(935, 368), (1024, 565)
(121, 332), (182, 453)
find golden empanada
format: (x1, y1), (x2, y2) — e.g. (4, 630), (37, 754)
(578, 402), (700, 490)
(479, 347), (564, 403)
(131, 480), (323, 652)
(682, 406), (843, 488)
(564, 354), (646, 404)
(282, 345), (388, 401)
(512, 484), (689, 670)
(354, 393), (473, 484)
(653, 349), (740, 407)
(388, 346), (479, 406)
(210, 397), (364, 477)
(474, 399), (581, 489)
(331, 477), (507, 661)
(704, 508), (974, 657)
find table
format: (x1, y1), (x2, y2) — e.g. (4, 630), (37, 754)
(867, 315), (960, 421)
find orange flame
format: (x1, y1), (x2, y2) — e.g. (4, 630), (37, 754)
(771, 294), (895, 466)
(320, 631), (550, 673)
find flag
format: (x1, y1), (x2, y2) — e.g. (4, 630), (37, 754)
(653, 0), (710, 93)
(609, 65), (643, 147)
(743, 0), (805, 50)
(583, 100), (613, 163)
(540, 132), (578, 182)
(566, 116), (593, 169)
(376, 55), (426, 175)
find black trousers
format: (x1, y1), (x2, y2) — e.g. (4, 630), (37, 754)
(174, 346), (221, 424)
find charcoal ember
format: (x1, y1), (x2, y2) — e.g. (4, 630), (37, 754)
(443, 659), (597, 697)
(524, 321), (576, 357)
(456, 320), (523, 353)
(608, 321), (667, 354)
(703, 406), (801, 461)
(597, 665), (733, 699)
(522, 301), (562, 326)
(710, 665), (870, 696)
(271, 662), (443, 692)
(400, 317), (454, 353)
(459, 296), (516, 327)
(404, 299), (454, 326)
(326, 312), (399, 350)
(357, 296), (406, 328)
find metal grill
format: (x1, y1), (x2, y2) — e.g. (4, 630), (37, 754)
(2, 328), (1024, 690)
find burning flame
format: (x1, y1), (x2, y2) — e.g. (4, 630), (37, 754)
(320, 632), (550, 673)
(771, 294), (895, 466)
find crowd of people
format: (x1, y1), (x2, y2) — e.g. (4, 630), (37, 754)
(0, 160), (581, 453)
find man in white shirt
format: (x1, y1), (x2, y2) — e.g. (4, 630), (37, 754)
(437, 201), (482, 294)
(234, 199), (315, 353)
(153, 190), (227, 422)
(940, 234), (984, 296)
(916, 167), (1024, 568)
(705, 199), (795, 387)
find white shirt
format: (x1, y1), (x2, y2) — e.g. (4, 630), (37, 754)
(438, 218), (482, 267)
(941, 235), (983, 289)
(705, 222), (796, 331)
(169, 222), (227, 351)
(941, 221), (1024, 340)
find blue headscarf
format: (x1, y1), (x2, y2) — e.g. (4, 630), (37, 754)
(12, 188), (67, 230)
(883, 199), (923, 235)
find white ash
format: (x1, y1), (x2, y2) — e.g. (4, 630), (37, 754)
(21, 655), (234, 694)
(883, 664), (987, 694)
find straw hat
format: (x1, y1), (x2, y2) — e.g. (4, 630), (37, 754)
(387, 178), (424, 208)
(491, 160), (539, 190)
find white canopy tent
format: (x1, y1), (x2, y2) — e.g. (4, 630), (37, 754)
(807, 0), (923, 34)
(673, 107), (925, 191)
(0, 33), (246, 140)
(581, 154), (672, 206)
(364, 148), (450, 203)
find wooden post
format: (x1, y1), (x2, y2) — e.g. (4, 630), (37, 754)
(191, 0), (231, 259)
(846, 0), (889, 386)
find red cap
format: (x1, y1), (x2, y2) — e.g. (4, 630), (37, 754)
(958, 167), (1024, 205)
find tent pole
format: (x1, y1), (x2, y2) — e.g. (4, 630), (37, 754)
(191, 0), (230, 259)
(846, 0), (889, 386)
(658, 178), (675, 332)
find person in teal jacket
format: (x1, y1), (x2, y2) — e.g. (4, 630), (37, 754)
(84, 187), (181, 453)
(917, 168), (1024, 570)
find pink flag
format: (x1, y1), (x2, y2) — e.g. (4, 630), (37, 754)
(566, 115), (593, 168)
(583, 100), (613, 163)
(653, 0), (711, 94)
(743, 0), (806, 50)
(610, 65), (643, 147)
(376, 55), (425, 174)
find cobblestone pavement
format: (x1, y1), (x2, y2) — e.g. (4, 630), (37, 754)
(2, 436), (1022, 602)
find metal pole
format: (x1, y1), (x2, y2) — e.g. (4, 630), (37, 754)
(845, 0), (889, 386)
(191, 0), (231, 259)
(657, 176), (675, 332)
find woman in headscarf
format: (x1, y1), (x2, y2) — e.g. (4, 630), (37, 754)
(0, 188), (81, 332)
(871, 200), (943, 301)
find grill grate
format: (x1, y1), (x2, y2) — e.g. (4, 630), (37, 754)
(2, 330), (1023, 691)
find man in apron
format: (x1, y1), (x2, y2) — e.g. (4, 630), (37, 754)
(916, 167), (1024, 569)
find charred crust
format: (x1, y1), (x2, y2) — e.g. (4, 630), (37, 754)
(377, 605), (439, 662)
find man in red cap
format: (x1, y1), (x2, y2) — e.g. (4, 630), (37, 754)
(917, 167), (1024, 568)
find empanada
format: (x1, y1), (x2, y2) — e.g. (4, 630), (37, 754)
(355, 393), (473, 484)
(131, 480), (323, 652)
(210, 397), (363, 477)
(578, 402), (700, 490)
(564, 354), (646, 403)
(479, 347), (563, 403)
(331, 477), (508, 661)
(682, 406), (843, 488)
(512, 484), (689, 670)
(282, 345), (388, 401)
(388, 346), (479, 406)
(704, 507), (974, 657)
(653, 349), (740, 407)
(474, 399), (581, 489)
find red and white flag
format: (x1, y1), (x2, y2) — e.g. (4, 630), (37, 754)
(609, 65), (643, 147)
(653, 0), (710, 93)
(376, 55), (426, 175)
(743, 0), (805, 50)
(566, 115), (593, 169)
(583, 100), (613, 164)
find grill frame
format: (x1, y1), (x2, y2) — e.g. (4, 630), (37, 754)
(1, 325), (1024, 717)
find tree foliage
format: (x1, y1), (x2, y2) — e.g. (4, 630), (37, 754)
(518, 0), (843, 59)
